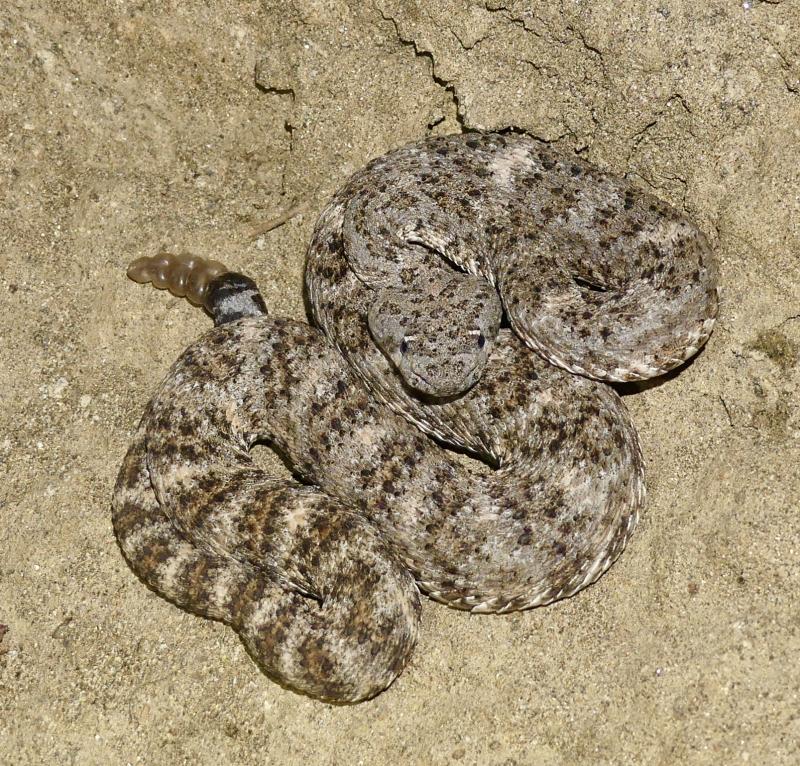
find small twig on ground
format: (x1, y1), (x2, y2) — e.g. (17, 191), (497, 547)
(718, 395), (735, 428)
(248, 204), (307, 240)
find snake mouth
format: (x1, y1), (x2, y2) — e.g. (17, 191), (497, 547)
(399, 366), (437, 396)
(401, 360), (481, 399)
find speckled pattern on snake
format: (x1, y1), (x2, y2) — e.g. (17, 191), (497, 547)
(112, 132), (717, 703)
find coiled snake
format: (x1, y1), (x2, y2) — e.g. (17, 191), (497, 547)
(112, 132), (717, 702)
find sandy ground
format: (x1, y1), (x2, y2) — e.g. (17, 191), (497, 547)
(1, 1), (799, 764)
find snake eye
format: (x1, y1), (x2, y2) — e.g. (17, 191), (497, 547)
(477, 333), (486, 349)
(400, 338), (409, 355)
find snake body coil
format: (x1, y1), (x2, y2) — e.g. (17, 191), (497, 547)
(112, 132), (718, 702)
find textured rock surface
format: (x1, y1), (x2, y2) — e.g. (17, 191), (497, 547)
(1, 0), (799, 763)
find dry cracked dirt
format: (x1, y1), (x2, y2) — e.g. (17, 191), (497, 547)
(1, 1), (799, 764)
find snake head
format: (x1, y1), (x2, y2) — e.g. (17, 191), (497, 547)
(367, 272), (502, 398)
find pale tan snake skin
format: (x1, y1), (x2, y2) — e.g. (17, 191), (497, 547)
(112, 132), (717, 703)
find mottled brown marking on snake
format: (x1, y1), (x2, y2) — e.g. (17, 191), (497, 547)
(320, 132), (717, 395)
(111, 132), (718, 702)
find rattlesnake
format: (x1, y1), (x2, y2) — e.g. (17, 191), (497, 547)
(112, 132), (717, 703)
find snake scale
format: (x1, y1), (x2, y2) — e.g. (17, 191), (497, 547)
(112, 132), (718, 702)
